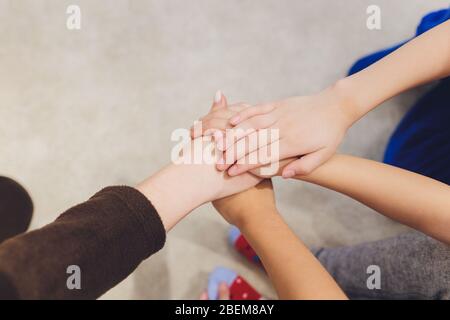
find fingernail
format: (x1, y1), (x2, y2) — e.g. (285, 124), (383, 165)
(230, 115), (240, 125)
(282, 170), (296, 179)
(214, 90), (222, 103)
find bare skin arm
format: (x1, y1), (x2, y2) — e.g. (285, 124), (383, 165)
(292, 155), (450, 244)
(196, 21), (450, 176)
(254, 154), (450, 245)
(213, 180), (348, 300)
(341, 19), (450, 121)
(196, 94), (450, 244)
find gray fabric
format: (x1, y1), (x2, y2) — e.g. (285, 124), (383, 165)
(314, 232), (450, 300)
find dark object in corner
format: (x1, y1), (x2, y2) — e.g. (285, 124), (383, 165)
(0, 176), (33, 244)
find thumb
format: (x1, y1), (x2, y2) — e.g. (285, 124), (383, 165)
(211, 90), (228, 110)
(281, 148), (330, 178)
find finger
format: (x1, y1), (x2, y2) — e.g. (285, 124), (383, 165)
(229, 103), (275, 125)
(205, 119), (233, 134)
(218, 282), (231, 300)
(281, 148), (332, 178)
(197, 103), (251, 140)
(191, 120), (222, 139)
(227, 139), (286, 176)
(191, 92), (229, 138)
(211, 90), (227, 111)
(217, 128), (279, 171)
(201, 109), (237, 122)
(251, 157), (297, 178)
(199, 291), (209, 300)
(190, 120), (203, 139)
(217, 133), (260, 171)
(218, 114), (277, 151)
(192, 102), (252, 139)
(201, 104), (252, 125)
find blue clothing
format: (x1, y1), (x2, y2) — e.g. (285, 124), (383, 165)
(348, 7), (450, 185)
(384, 78), (450, 185)
(349, 8), (450, 75)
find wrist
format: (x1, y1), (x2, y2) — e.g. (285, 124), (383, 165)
(293, 154), (345, 184)
(326, 77), (364, 128)
(137, 164), (215, 231)
(235, 208), (280, 232)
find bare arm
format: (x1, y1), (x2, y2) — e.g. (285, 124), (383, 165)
(197, 21), (450, 176)
(240, 212), (347, 300)
(288, 155), (450, 244)
(341, 20), (450, 122)
(213, 180), (347, 300)
(0, 135), (260, 299)
(195, 91), (450, 244)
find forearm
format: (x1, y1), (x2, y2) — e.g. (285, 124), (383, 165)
(137, 163), (215, 231)
(297, 155), (450, 244)
(337, 20), (450, 123)
(0, 137), (256, 299)
(239, 213), (347, 300)
(137, 138), (261, 231)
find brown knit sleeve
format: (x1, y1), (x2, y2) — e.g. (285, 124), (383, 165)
(0, 186), (166, 300)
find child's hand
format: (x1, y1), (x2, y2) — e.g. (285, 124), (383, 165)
(191, 91), (290, 178)
(250, 158), (296, 178)
(218, 87), (356, 178)
(190, 91), (250, 139)
(212, 179), (277, 229)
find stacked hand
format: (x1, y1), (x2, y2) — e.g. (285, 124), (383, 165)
(213, 179), (277, 229)
(194, 87), (356, 178)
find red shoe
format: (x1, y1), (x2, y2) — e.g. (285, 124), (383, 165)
(229, 225), (261, 265)
(207, 267), (263, 300)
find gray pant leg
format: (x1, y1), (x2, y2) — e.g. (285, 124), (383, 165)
(314, 232), (450, 299)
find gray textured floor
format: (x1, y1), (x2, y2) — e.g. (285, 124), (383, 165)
(0, 0), (447, 299)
